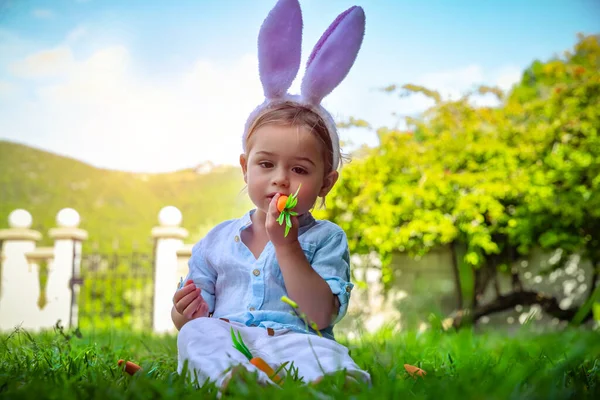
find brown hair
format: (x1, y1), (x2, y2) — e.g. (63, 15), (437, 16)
(245, 101), (339, 173)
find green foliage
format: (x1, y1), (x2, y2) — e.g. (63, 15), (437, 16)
(77, 255), (155, 331)
(0, 141), (252, 253)
(317, 34), (600, 294)
(230, 327), (254, 361)
(0, 327), (598, 399)
(507, 34), (600, 263)
(336, 117), (372, 129)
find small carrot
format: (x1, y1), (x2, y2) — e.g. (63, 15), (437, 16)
(404, 363), (426, 378)
(118, 359), (142, 376)
(231, 327), (284, 384)
(276, 185), (301, 237)
(250, 357), (283, 384)
(276, 195), (288, 212)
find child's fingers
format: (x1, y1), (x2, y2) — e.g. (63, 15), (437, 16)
(175, 288), (201, 315)
(268, 193), (281, 217)
(173, 281), (196, 303)
(182, 292), (204, 319)
(192, 300), (209, 319)
(289, 215), (298, 228)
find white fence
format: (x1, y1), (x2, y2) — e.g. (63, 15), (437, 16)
(0, 205), (406, 336)
(0, 206), (190, 334)
(0, 204), (402, 337)
(3, 205), (593, 336)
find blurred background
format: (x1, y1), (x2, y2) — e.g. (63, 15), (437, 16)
(0, 0), (599, 334)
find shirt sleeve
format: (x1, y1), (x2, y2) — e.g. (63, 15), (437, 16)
(184, 239), (217, 313)
(310, 230), (354, 326)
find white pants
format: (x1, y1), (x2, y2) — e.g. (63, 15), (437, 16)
(177, 317), (370, 387)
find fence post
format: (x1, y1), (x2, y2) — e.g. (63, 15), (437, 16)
(152, 206), (188, 334)
(23, 246), (54, 330)
(44, 208), (88, 329)
(176, 244), (194, 283)
(0, 209), (43, 331)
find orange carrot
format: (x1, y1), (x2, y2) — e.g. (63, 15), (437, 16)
(404, 363), (426, 378)
(231, 327), (284, 384)
(276, 195), (288, 212)
(250, 357), (283, 384)
(118, 359), (142, 376)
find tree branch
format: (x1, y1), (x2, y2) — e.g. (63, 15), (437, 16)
(450, 242), (463, 309)
(587, 259), (598, 298)
(511, 270), (523, 292)
(452, 289), (595, 329)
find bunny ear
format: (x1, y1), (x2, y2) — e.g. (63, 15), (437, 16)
(301, 6), (365, 104)
(258, 0), (303, 99)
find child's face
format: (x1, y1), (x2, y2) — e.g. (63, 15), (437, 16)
(240, 124), (338, 216)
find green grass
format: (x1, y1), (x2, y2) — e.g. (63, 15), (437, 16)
(1, 324), (599, 399)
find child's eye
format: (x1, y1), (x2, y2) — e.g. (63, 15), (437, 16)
(292, 167), (308, 175)
(259, 161), (273, 168)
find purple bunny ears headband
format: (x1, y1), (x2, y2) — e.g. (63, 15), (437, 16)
(242, 0), (366, 171)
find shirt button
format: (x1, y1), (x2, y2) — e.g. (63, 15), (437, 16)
(234, 235), (240, 242)
(253, 269), (260, 276)
(249, 307), (256, 311)
(346, 286), (352, 293)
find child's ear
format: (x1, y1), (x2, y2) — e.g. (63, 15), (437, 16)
(239, 154), (248, 183)
(319, 170), (339, 197)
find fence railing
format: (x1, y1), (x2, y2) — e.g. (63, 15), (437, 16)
(0, 206), (188, 334)
(77, 251), (155, 330)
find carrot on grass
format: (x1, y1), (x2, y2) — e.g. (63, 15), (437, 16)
(404, 363), (426, 378)
(118, 359), (142, 376)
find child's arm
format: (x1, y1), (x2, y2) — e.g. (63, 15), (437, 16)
(267, 195), (345, 329)
(171, 240), (216, 330)
(274, 242), (337, 329)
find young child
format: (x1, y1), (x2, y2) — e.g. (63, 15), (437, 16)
(171, 0), (369, 389)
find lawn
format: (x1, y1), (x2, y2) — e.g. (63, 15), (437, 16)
(1, 323), (599, 399)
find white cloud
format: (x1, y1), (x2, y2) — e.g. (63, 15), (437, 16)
(9, 46), (74, 78)
(396, 65), (521, 114)
(420, 64), (485, 98)
(494, 65), (523, 91)
(32, 9), (55, 19)
(0, 81), (18, 96)
(323, 63), (523, 151)
(37, 46), (129, 102)
(1, 45), (263, 172)
(66, 26), (87, 43)
(0, 30), (37, 62)
(1, 38), (524, 172)
(416, 64), (522, 103)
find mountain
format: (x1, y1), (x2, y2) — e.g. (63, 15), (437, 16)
(0, 140), (252, 253)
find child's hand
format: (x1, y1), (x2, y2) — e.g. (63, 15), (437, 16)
(266, 193), (299, 247)
(173, 279), (209, 320)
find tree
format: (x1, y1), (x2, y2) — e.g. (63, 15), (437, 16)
(319, 34), (600, 326)
(506, 34), (600, 320)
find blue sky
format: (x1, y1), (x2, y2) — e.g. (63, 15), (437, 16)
(0, 0), (598, 172)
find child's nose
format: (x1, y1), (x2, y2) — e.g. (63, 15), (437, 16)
(272, 169), (290, 187)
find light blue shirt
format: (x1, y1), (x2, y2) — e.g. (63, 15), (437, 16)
(184, 210), (354, 340)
